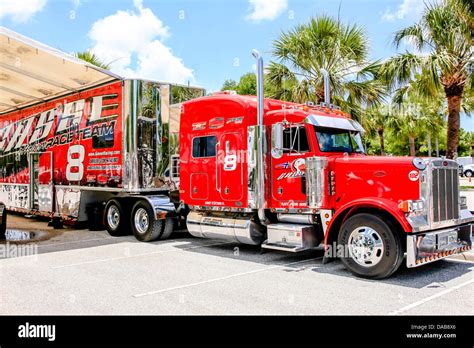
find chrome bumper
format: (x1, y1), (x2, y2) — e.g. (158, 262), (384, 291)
(406, 223), (473, 268)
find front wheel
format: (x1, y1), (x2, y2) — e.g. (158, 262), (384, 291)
(464, 170), (473, 177)
(338, 213), (404, 279)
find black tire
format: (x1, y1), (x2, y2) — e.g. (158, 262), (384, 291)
(130, 200), (164, 242)
(104, 199), (129, 236)
(0, 205), (6, 240)
(464, 170), (473, 177)
(160, 217), (174, 240)
(338, 213), (404, 279)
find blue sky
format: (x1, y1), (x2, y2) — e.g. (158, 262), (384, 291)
(1, 0), (473, 130)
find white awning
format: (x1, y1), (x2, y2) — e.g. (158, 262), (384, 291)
(0, 27), (121, 115)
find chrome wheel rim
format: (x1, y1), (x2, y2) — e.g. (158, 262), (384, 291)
(107, 205), (120, 230)
(348, 226), (384, 267)
(134, 208), (149, 234)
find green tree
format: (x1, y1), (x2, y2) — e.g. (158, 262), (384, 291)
(380, 0), (473, 159)
(236, 73), (257, 95)
(265, 15), (386, 117)
(221, 79), (238, 91)
(360, 105), (389, 156)
(74, 51), (111, 70)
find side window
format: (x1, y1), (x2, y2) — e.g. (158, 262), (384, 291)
(192, 136), (217, 158)
(283, 126), (310, 153)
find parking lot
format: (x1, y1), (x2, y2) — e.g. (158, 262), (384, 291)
(0, 214), (473, 315)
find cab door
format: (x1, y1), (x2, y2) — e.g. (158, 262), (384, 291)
(217, 132), (243, 201)
(271, 125), (311, 207)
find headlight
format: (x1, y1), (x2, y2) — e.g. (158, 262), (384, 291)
(412, 157), (426, 170)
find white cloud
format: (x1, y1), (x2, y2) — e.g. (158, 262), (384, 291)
(89, 0), (194, 84)
(246, 0), (288, 22)
(381, 0), (425, 22)
(0, 0), (47, 22)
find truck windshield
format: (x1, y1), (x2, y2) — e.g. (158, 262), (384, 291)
(315, 127), (365, 154)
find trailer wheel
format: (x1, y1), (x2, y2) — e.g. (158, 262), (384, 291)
(104, 199), (129, 236)
(131, 200), (163, 242)
(338, 213), (403, 279)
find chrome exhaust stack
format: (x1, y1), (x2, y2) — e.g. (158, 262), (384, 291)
(252, 49), (268, 225)
(319, 68), (330, 105)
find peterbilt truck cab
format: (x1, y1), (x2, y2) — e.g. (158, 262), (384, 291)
(178, 51), (473, 279)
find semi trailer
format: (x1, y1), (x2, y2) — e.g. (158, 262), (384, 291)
(1, 28), (472, 278)
(0, 28), (204, 239)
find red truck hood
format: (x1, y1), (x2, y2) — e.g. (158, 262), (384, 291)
(331, 155), (420, 210)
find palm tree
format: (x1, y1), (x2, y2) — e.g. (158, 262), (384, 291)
(74, 51), (111, 70)
(266, 15), (386, 118)
(380, 0), (473, 159)
(361, 106), (391, 155)
(391, 79), (445, 156)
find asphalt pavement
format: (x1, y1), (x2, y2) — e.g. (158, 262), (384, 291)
(0, 214), (473, 315)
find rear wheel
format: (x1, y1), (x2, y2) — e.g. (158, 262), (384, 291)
(131, 200), (164, 242)
(160, 217), (174, 240)
(338, 213), (404, 279)
(104, 199), (129, 236)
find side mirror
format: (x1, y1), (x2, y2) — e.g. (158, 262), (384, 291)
(271, 123), (284, 159)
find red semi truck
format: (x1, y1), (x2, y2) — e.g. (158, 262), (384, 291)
(178, 51), (473, 278)
(1, 29), (472, 278)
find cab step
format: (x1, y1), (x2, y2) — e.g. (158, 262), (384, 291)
(261, 223), (320, 253)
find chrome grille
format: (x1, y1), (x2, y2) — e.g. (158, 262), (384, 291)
(432, 166), (459, 222)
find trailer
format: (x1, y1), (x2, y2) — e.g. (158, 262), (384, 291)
(0, 28), (204, 239)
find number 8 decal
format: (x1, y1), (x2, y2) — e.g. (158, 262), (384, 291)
(66, 145), (85, 181)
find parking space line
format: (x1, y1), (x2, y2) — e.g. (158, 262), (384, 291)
(51, 241), (235, 269)
(388, 278), (474, 315)
(38, 237), (118, 248)
(133, 257), (321, 298)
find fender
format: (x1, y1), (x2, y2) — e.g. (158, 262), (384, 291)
(324, 197), (412, 246)
(137, 195), (176, 220)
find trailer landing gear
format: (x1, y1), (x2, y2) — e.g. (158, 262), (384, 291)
(0, 203), (6, 240)
(48, 217), (63, 229)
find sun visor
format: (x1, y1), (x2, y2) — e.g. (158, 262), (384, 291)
(304, 114), (365, 133)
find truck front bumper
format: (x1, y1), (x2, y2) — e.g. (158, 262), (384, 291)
(406, 223), (473, 268)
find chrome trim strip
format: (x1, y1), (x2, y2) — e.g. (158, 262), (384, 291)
(55, 185), (124, 192)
